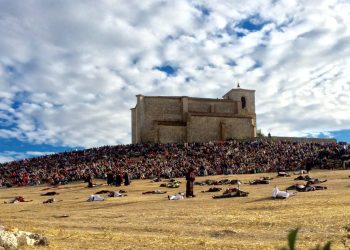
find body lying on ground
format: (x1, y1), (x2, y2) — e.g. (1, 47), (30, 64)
(41, 191), (59, 196)
(194, 179), (241, 186)
(306, 179), (327, 184)
(201, 187), (222, 193)
(294, 170), (307, 175)
(168, 193), (184, 200)
(4, 196), (33, 203)
(277, 172), (290, 177)
(294, 175), (314, 181)
(108, 191), (126, 197)
(142, 190), (167, 194)
(95, 189), (127, 194)
(286, 183), (327, 192)
(272, 187), (296, 199)
(43, 198), (63, 204)
(249, 178), (270, 185)
(87, 194), (104, 201)
(95, 190), (111, 194)
(294, 175), (327, 184)
(160, 181), (180, 188)
(212, 188), (249, 199)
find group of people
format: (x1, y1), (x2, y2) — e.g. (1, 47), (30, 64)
(0, 140), (349, 188)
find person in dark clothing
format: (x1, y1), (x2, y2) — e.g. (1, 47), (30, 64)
(305, 158), (314, 173)
(115, 171), (123, 186)
(249, 178), (270, 185)
(87, 173), (93, 188)
(106, 171), (114, 185)
(95, 190), (112, 194)
(123, 171), (130, 186)
(186, 167), (196, 198)
(201, 187), (222, 193)
(41, 191), (59, 196)
(212, 188), (249, 199)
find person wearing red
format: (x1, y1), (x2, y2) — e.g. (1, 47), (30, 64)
(186, 167), (196, 198)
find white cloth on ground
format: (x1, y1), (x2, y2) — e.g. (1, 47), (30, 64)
(87, 194), (104, 201)
(168, 194), (184, 200)
(272, 187), (290, 199)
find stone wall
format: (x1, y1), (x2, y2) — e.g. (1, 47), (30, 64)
(131, 108), (136, 144)
(222, 117), (255, 139)
(158, 125), (186, 143)
(142, 97), (183, 142)
(187, 115), (254, 142)
(188, 98), (237, 114)
(214, 102), (237, 114)
(188, 99), (211, 113)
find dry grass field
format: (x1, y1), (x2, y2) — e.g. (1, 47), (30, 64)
(1, 169), (350, 250)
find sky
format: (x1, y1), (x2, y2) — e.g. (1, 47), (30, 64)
(1, 0), (350, 163)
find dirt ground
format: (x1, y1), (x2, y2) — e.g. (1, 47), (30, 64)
(1, 169), (349, 249)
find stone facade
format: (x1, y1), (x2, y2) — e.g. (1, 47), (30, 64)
(131, 87), (257, 143)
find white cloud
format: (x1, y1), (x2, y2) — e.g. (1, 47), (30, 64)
(0, 0), (350, 152)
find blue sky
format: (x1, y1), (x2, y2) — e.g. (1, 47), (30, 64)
(1, 0), (350, 163)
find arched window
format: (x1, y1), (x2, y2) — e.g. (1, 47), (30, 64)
(241, 97), (246, 109)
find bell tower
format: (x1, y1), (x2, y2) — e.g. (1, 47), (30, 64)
(222, 83), (255, 115)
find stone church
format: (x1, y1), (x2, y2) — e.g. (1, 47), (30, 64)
(131, 86), (256, 144)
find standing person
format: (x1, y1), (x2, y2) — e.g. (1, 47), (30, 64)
(123, 171), (130, 186)
(115, 171), (123, 186)
(305, 157), (314, 173)
(186, 167), (196, 198)
(87, 173), (93, 188)
(107, 170), (114, 186)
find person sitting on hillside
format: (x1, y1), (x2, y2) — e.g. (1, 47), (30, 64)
(142, 190), (167, 194)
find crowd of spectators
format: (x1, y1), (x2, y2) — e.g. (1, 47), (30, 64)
(0, 139), (349, 188)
